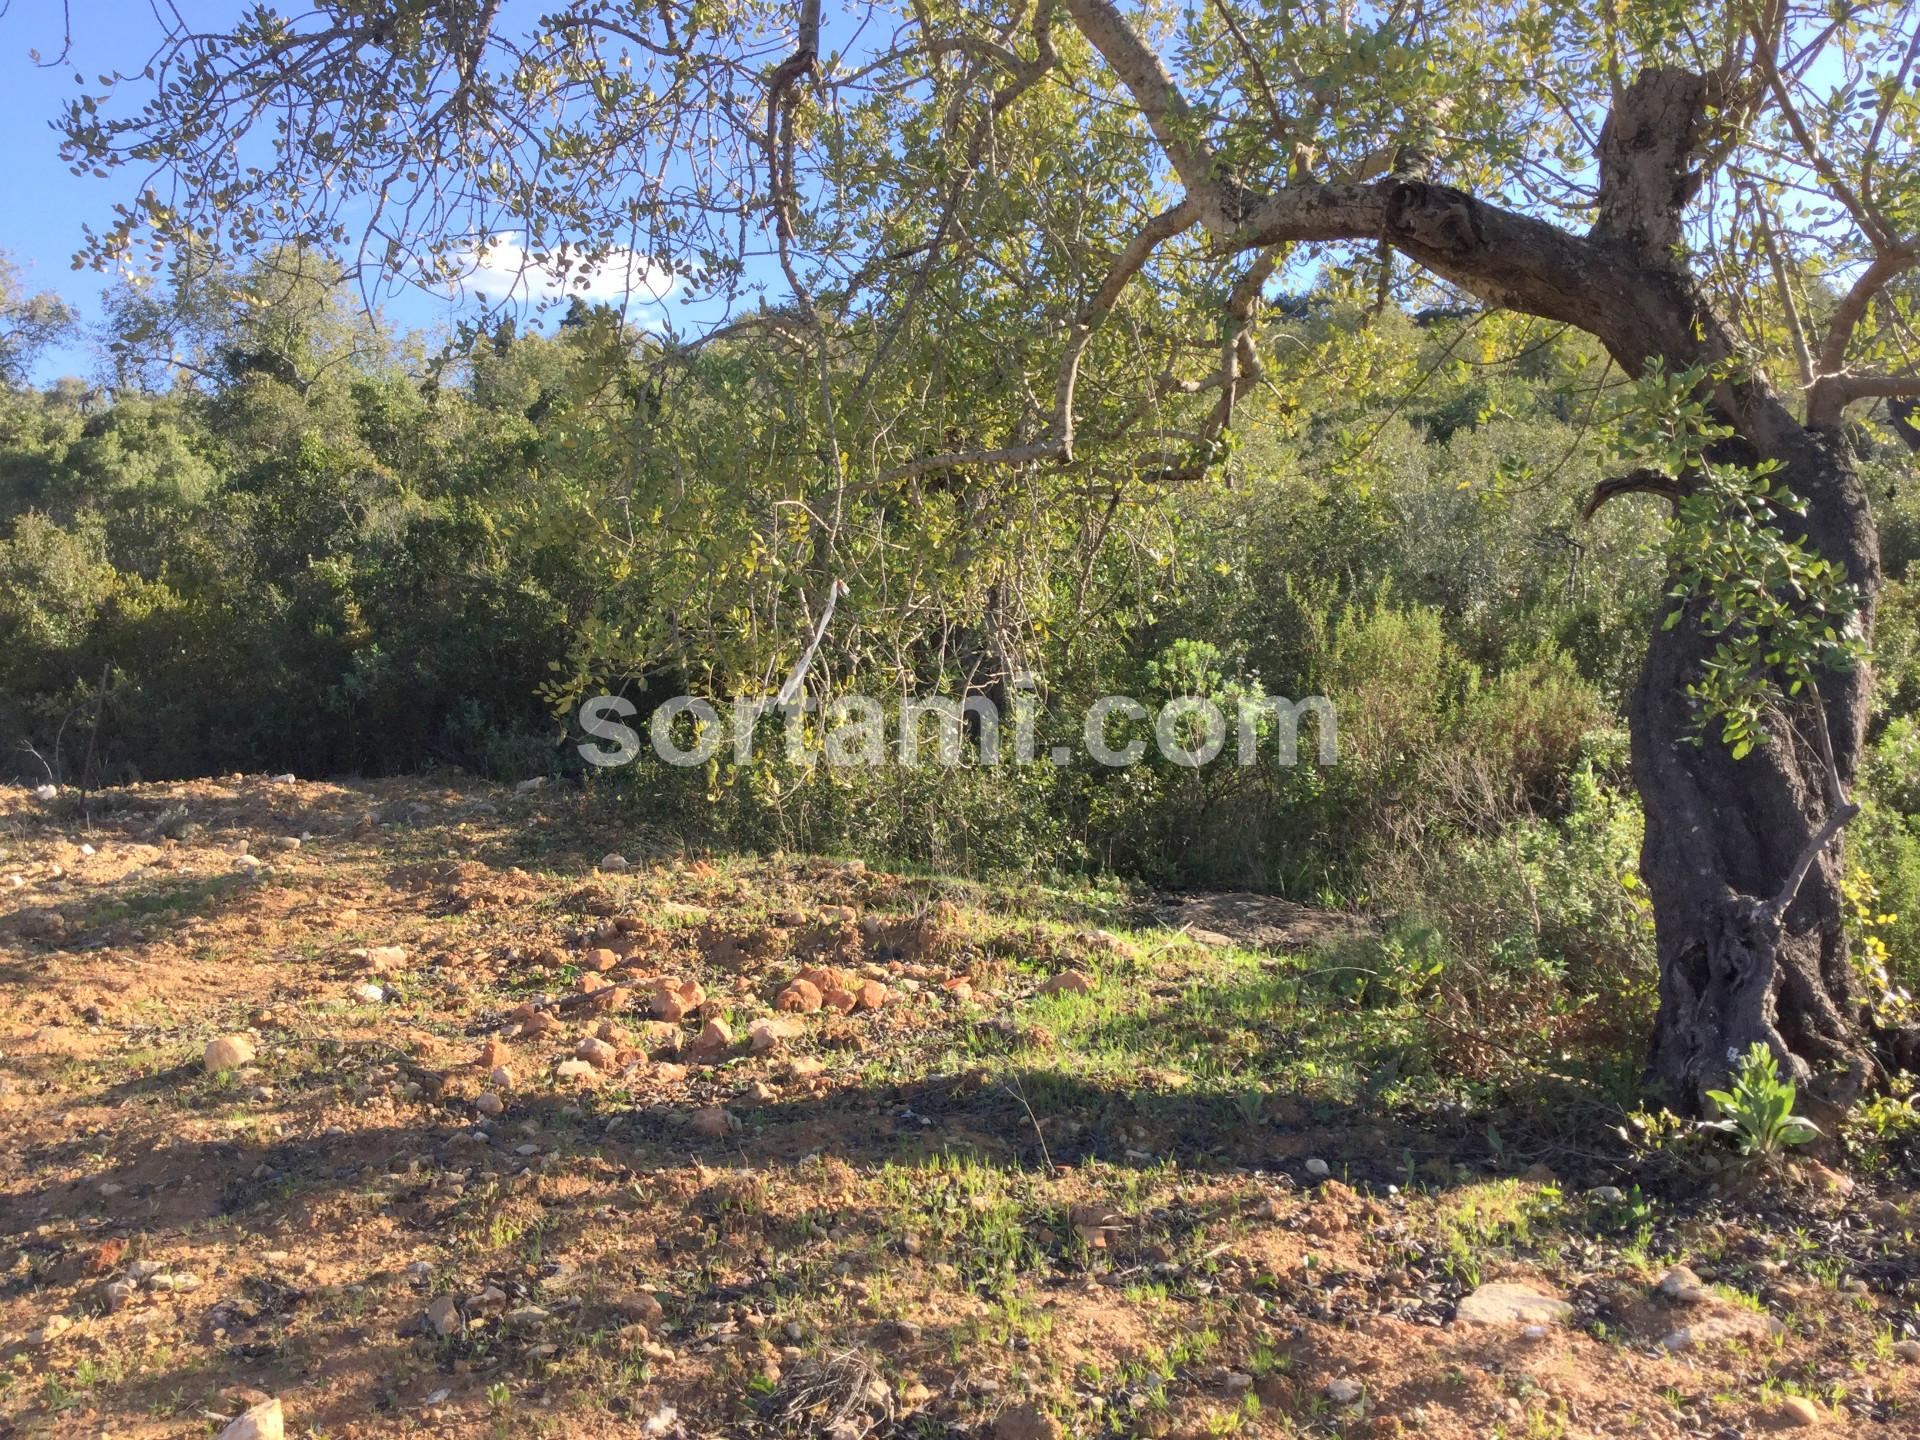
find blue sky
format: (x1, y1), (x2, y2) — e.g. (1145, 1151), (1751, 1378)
(0, 0), (684, 382)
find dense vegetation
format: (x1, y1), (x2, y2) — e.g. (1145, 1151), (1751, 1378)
(5, 245), (1920, 1098)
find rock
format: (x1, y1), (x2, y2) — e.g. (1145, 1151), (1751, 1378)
(691, 1106), (737, 1138)
(351, 982), (387, 1003)
(1894, 1338), (1920, 1363)
(1659, 1311), (1782, 1351)
(1454, 1282), (1573, 1327)
(856, 978), (890, 1010)
(576, 1036), (618, 1070)
(425, 1294), (462, 1338)
(821, 986), (859, 1014)
(204, 1034), (257, 1073)
(479, 1037), (511, 1068)
(584, 947), (620, 972)
(363, 945), (408, 970)
(474, 1091), (504, 1117)
(690, 1018), (734, 1058)
(600, 853), (630, 872)
(1776, 1396), (1822, 1428)
(652, 978), (703, 1022)
(1655, 1265), (1709, 1304)
(993, 1402), (1062, 1440)
(1304, 1157), (1331, 1179)
(1038, 970), (1093, 996)
(614, 1290), (665, 1324)
(555, 1059), (598, 1082)
(777, 979), (824, 1013)
(215, 1399), (284, 1440)
(1324, 1377), (1364, 1405)
(748, 1017), (798, 1054)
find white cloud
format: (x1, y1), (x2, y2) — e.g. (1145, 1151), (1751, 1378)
(452, 234), (675, 307)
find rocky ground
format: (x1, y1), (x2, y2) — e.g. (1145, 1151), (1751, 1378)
(0, 774), (1917, 1439)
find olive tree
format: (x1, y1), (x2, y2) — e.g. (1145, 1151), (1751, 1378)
(49, 0), (1920, 1107)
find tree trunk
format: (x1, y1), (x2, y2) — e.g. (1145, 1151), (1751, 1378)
(1632, 421), (1881, 1113)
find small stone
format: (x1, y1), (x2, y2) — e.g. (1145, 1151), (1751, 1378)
(215, 1399), (284, 1440)
(1656, 1265), (1709, 1304)
(204, 1034), (257, 1073)
(690, 1018), (734, 1058)
(474, 1092), (505, 1117)
(1659, 1311), (1783, 1351)
(748, 1017), (797, 1054)
(614, 1290), (665, 1324)
(584, 947), (620, 973)
(993, 1402), (1062, 1440)
(1305, 1157), (1331, 1179)
(777, 979), (824, 1013)
(856, 979), (890, 1010)
(425, 1294), (462, 1338)
(1038, 970), (1093, 996)
(555, 1058), (598, 1082)
(576, 1036), (618, 1070)
(1324, 1377), (1363, 1405)
(352, 982), (387, 1004)
(1455, 1282), (1573, 1327)
(1776, 1396), (1822, 1427)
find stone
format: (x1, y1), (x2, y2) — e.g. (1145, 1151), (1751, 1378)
(993, 1402), (1062, 1440)
(1324, 1377), (1364, 1404)
(204, 1035), (256, 1073)
(614, 1290), (665, 1324)
(690, 1018), (734, 1058)
(777, 979), (824, 1013)
(1776, 1396), (1822, 1427)
(1304, 1157), (1330, 1179)
(1038, 970), (1093, 996)
(555, 1059), (598, 1082)
(821, 986), (858, 1014)
(1659, 1311), (1782, 1351)
(584, 947), (621, 972)
(652, 979), (703, 1022)
(352, 982), (387, 1003)
(425, 1294), (462, 1338)
(215, 1399), (284, 1440)
(1454, 1282), (1573, 1327)
(473, 1091), (504, 1117)
(748, 1017), (798, 1054)
(576, 1036), (618, 1070)
(1655, 1265), (1709, 1304)
(856, 979), (890, 1010)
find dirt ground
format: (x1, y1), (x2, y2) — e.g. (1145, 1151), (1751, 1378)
(1, 774), (1917, 1439)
